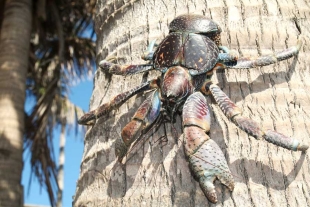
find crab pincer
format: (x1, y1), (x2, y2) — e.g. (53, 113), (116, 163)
(182, 92), (234, 203)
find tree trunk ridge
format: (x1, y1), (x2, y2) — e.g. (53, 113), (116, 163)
(0, 0), (32, 206)
(74, 0), (310, 206)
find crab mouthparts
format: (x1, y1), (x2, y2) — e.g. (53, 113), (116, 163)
(162, 66), (194, 101)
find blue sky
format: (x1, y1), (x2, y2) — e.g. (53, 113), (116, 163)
(22, 78), (93, 207)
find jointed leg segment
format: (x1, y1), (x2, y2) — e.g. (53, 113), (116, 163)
(115, 90), (161, 160)
(141, 39), (157, 60)
(99, 40), (158, 75)
(218, 38), (302, 69)
(209, 84), (309, 152)
(78, 79), (159, 125)
(99, 60), (154, 75)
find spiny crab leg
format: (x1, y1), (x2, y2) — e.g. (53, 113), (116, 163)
(209, 84), (309, 152)
(217, 46), (239, 62)
(141, 39), (157, 61)
(78, 79), (159, 125)
(99, 60), (154, 75)
(99, 39), (158, 75)
(182, 92), (234, 203)
(218, 38), (302, 68)
(115, 90), (161, 161)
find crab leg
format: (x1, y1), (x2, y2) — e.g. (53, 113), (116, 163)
(182, 92), (234, 203)
(141, 39), (157, 60)
(78, 79), (159, 125)
(217, 46), (239, 62)
(218, 38), (302, 68)
(99, 40), (158, 75)
(115, 90), (161, 161)
(99, 60), (154, 75)
(209, 84), (309, 152)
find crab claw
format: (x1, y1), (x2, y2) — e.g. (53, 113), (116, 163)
(184, 131), (235, 203)
(182, 92), (234, 203)
(186, 134), (235, 203)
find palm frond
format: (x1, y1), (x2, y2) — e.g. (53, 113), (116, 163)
(24, 0), (95, 206)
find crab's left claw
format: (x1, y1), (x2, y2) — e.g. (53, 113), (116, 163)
(184, 128), (235, 203)
(182, 92), (234, 203)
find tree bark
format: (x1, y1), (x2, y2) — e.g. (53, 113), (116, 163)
(74, 0), (310, 206)
(56, 122), (66, 207)
(0, 0), (32, 207)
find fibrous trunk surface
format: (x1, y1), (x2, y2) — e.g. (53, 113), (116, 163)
(74, 0), (310, 206)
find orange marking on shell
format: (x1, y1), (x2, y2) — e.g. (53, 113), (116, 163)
(160, 53), (164, 59)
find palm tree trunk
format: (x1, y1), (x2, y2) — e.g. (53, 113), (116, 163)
(74, 0), (310, 206)
(0, 0), (32, 207)
(56, 122), (66, 207)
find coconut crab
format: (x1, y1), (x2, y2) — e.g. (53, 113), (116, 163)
(78, 14), (308, 203)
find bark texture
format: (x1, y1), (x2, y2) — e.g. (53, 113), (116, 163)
(56, 123), (66, 207)
(0, 0), (32, 207)
(74, 0), (310, 206)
